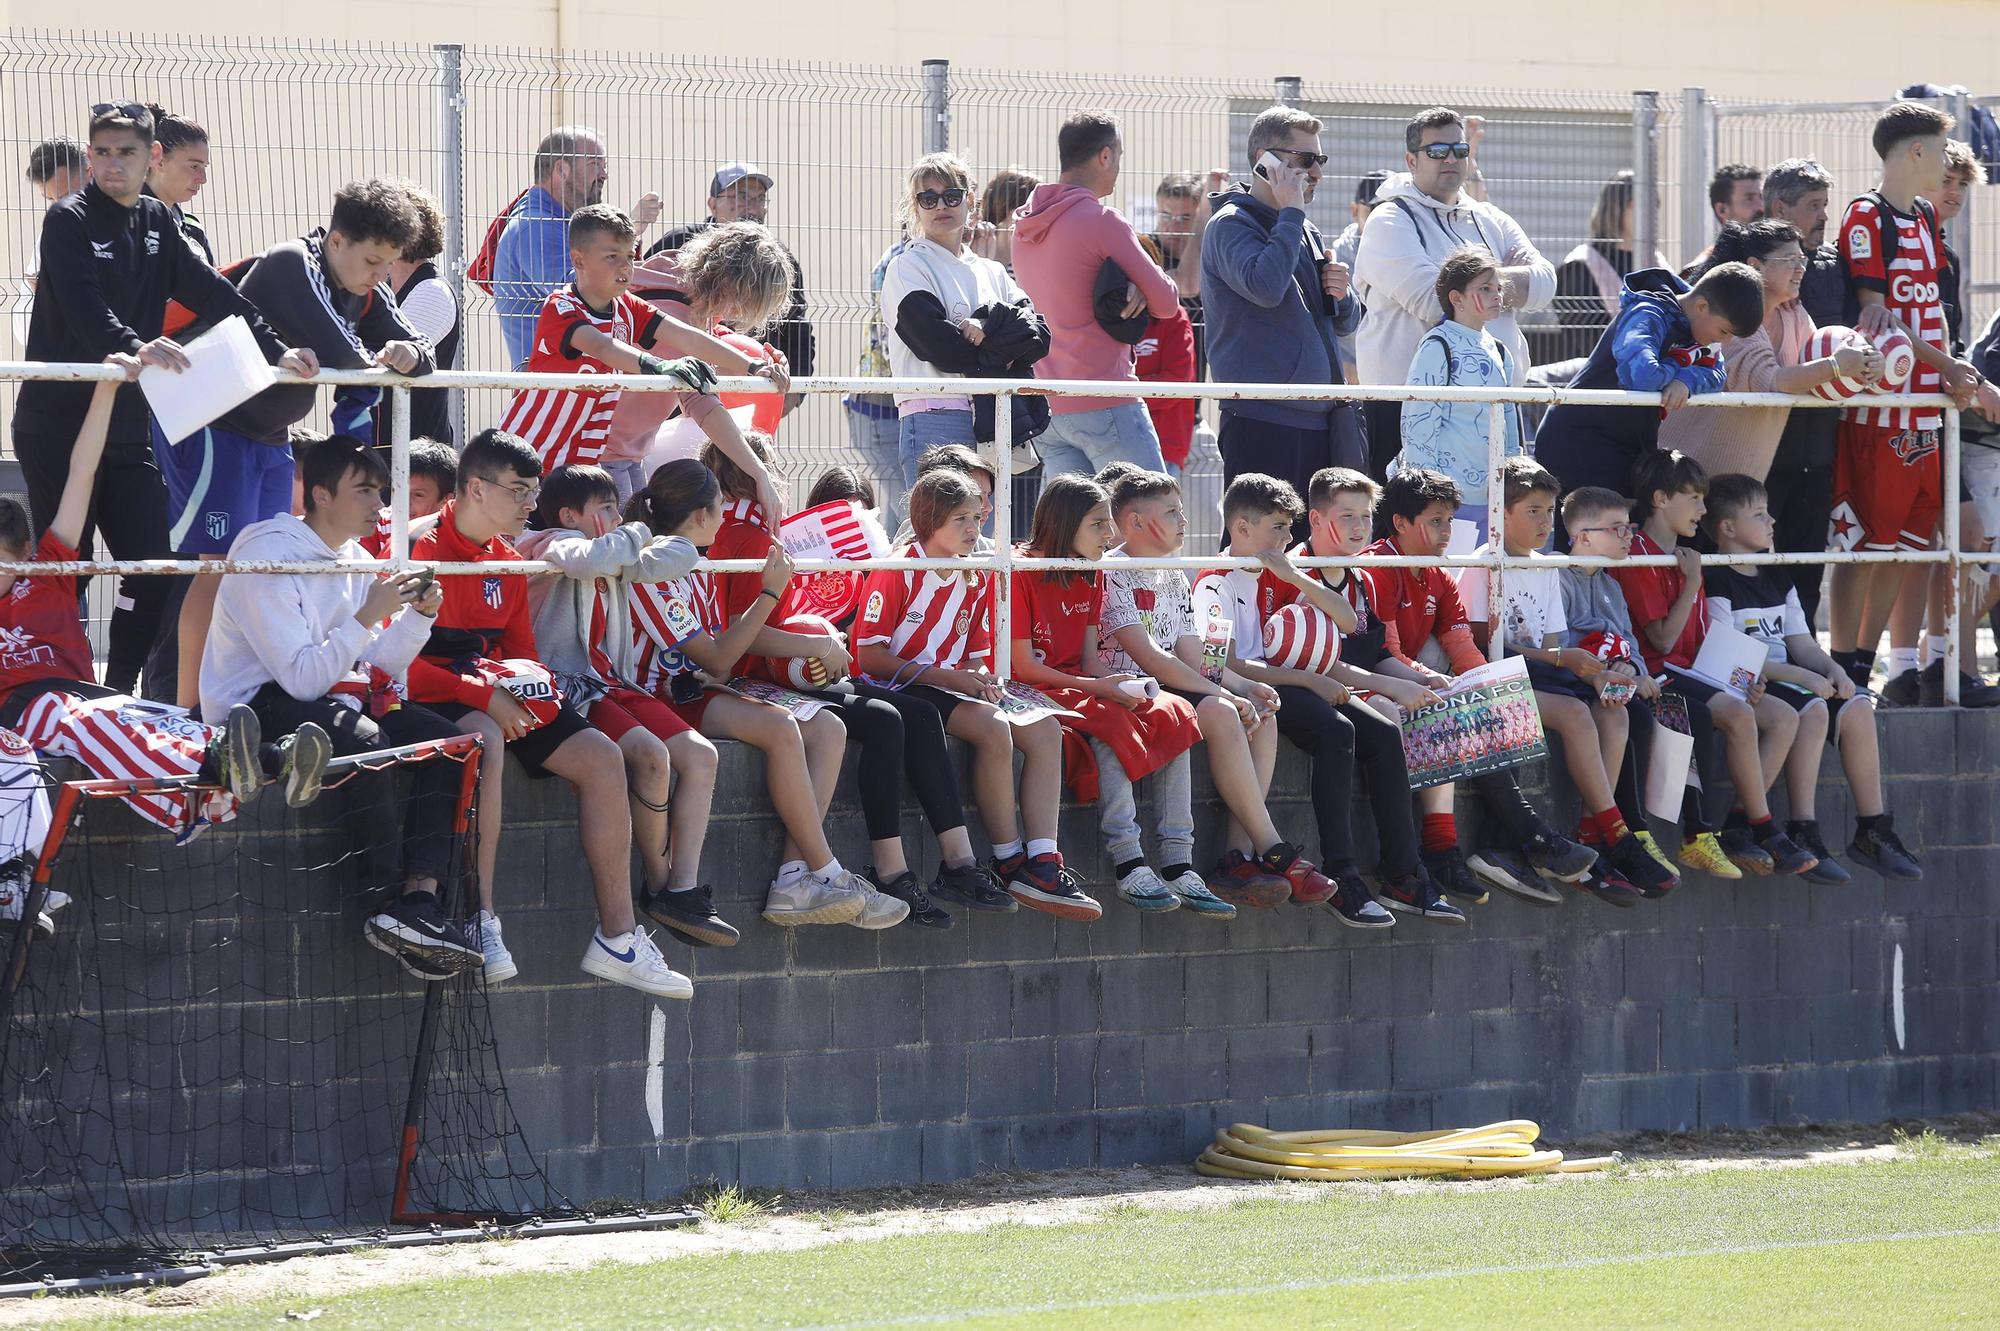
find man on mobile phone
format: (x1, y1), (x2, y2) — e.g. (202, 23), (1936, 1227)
(201, 433), (476, 978)
(1200, 106), (1364, 519)
(1353, 106), (1553, 481)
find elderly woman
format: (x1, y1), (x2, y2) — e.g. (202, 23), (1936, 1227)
(881, 152), (1050, 494)
(1658, 219), (1880, 482)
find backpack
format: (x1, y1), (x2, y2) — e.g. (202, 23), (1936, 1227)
(465, 188), (532, 296)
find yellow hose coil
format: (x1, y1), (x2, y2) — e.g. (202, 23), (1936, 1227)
(1194, 1121), (1618, 1181)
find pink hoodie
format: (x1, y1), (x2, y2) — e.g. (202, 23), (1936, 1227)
(1010, 182), (1180, 413)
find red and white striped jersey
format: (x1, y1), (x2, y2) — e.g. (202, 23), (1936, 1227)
(629, 570), (723, 695)
(497, 285), (665, 469)
(854, 551), (994, 674)
(1838, 195), (1946, 431)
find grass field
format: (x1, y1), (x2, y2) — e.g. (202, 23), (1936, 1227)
(29, 1136), (2000, 1330)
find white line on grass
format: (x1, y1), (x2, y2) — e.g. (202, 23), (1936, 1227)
(803, 1225), (2000, 1329)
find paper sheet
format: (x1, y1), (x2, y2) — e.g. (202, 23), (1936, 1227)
(139, 315), (273, 443)
(1679, 622), (1768, 699)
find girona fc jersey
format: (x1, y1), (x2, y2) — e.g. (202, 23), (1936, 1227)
(0, 533), (96, 705)
(854, 552), (994, 674)
(1838, 194), (1946, 431)
(497, 285), (665, 469)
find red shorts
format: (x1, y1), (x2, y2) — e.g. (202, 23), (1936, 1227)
(1830, 419), (1941, 553)
(588, 686), (693, 744)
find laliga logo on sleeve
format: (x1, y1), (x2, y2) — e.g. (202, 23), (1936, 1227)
(864, 590), (885, 622)
(1847, 223), (1872, 260)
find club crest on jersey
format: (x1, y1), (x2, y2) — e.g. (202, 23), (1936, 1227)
(482, 577), (504, 609)
(205, 511), (230, 542)
(955, 611), (971, 634)
(1847, 223), (1872, 260)
(0, 727), (29, 758)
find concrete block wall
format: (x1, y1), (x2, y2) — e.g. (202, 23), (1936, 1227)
(7, 710), (1996, 1233)
(487, 708), (2000, 1202)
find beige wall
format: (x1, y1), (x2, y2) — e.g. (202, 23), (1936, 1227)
(15, 1), (2000, 100)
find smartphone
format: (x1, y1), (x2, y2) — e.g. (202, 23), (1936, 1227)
(407, 569), (436, 598)
(1253, 151), (1285, 181)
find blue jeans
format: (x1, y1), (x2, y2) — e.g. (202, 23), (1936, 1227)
(896, 409), (978, 496)
(1035, 402), (1165, 482)
(846, 400), (904, 531)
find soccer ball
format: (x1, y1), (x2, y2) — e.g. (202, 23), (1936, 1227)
(773, 613), (843, 689)
(1805, 326), (1870, 400)
(1865, 323), (1916, 392)
(1262, 603), (1340, 674)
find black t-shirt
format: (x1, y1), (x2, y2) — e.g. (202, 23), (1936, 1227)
(1702, 562), (1806, 665)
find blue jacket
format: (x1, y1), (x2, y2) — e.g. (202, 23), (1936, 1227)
(1200, 185), (1360, 429)
(1532, 268), (1725, 492)
(492, 186), (572, 370)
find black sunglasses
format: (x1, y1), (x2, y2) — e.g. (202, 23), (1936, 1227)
(90, 101), (148, 120)
(1269, 147), (1330, 169)
(915, 187), (968, 210)
(1420, 142), (1473, 161)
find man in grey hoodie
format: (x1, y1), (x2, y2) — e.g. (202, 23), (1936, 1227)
(1200, 106), (1364, 508)
(201, 434), (478, 982)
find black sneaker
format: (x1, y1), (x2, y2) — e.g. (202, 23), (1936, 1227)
(1880, 667), (1921, 708)
(1325, 874), (1394, 929)
(1917, 659), (2000, 707)
(1378, 869), (1467, 926)
(870, 868), (954, 930)
(1524, 827), (1598, 883)
(1605, 833), (1678, 898)
(1421, 846), (1488, 905)
(934, 860), (1016, 913)
(1787, 821), (1851, 885)
(1850, 816), (1924, 881)
(1465, 847), (1563, 906)
(1718, 824), (1776, 876)
(216, 703), (264, 804)
(365, 891), (481, 973)
(1576, 863), (1644, 908)
(643, 884), (741, 947)
(396, 950), (459, 982)
(1757, 828), (1818, 876)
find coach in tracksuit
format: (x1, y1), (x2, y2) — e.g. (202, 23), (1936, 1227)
(11, 104), (309, 694)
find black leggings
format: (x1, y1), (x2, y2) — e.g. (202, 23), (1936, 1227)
(250, 685), (463, 884)
(16, 431), (173, 696)
(818, 680), (967, 843)
(1275, 685), (1420, 879)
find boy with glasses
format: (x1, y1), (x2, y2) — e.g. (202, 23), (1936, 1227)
(406, 428), (692, 1000)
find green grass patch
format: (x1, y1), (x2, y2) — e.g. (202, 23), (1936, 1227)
(52, 1147), (2000, 1330)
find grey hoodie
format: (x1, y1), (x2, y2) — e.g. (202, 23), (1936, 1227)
(517, 522), (698, 706)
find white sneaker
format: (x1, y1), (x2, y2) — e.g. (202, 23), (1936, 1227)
(1114, 864), (1179, 912)
(761, 867), (867, 925)
(475, 909), (518, 984)
(0, 877), (67, 938)
(579, 928), (692, 999)
(847, 875), (912, 930)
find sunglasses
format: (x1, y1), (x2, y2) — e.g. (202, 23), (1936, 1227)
(1269, 147), (1330, 169)
(916, 188), (968, 210)
(91, 101), (148, 120)
(1419, 142), (1473, 161)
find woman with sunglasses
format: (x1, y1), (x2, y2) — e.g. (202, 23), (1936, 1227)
(880, 152), (1050, 496)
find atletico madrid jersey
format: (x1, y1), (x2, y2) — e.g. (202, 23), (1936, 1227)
(497, 285), (665, 469)
(854, 551), (993, 673)
(1837, 194), (1947, 431)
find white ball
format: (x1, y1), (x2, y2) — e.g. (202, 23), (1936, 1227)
(1804, 325), (1868, 400)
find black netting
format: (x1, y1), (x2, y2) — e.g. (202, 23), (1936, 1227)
(0, 739), (576, 1282)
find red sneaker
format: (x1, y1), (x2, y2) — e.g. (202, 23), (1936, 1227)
(1000, 852), (1103, 922)
(1263, 842), (1334, 905)
(1206, 851), (1292, 909)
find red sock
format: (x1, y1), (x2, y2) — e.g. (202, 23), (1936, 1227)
(1576, 819), (1600, 847)
(1594, 807), (1630, 845)
(1422, 812), (1457, 854)
(1750, 814), (1772, 828)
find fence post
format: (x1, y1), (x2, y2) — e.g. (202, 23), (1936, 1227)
(1486, 402), (1506, 663)
(1680, 87), (1712, 269)
(991, 392), (1014, 683)
(1951, 89), (1973, 302)
(922, 59), (950, 154)
(1274, 76), (1302, 108)
(1632, 91), (1659, 270)
(389, 386), (412, 566)
(1944, 406), (1962, 705)
(434, 42), (467, 448)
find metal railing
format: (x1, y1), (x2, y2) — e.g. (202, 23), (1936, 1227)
(0, 364), (1979, 703)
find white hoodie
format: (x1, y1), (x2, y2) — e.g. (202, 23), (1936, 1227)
(1352, 172), (1554, 388)
(200, 514), (436, 722)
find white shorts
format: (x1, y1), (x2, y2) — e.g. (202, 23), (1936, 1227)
(1965, 444), (2000, 546)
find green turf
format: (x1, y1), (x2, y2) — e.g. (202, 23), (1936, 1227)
(50, 1146), (2000, 1329)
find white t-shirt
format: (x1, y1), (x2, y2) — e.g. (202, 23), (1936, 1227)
(1096, 553), (1196, 677)
(1190, 566), (1266, 665)
(1467, 544), (1565, 649)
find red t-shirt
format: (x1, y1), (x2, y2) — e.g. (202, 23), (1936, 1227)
(1009, 565), (1099, 674)
(497, 285), (666, 469)
(0, 533), (96, 704)
(1361, 535), (1482, 673)
(1613, 529), (1708, 673)
(406, 501), (540, 708)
